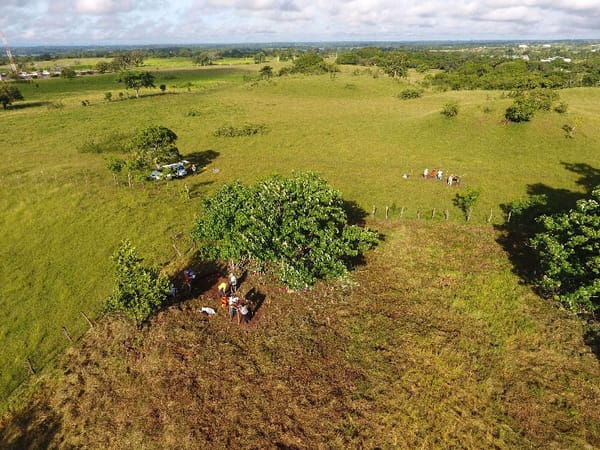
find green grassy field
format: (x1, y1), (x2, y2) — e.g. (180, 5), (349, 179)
(0, 61), (599, 419)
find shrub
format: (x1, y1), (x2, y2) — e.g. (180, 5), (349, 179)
(454, 187), (480, 221)
(105, 240), (172, 325)
(213, 123), (268, 137)
(554, 102), (568, 114)
(398, 88), (423, 99)
(505, 98), (536, 122)
(441, 102), (459, 118)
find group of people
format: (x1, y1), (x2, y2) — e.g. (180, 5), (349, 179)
(218, 273), (251, 325)
(422, 168), (460, 186)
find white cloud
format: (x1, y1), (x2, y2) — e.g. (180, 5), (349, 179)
(2, 0), (599, 45)
(74, 0), (134, 15)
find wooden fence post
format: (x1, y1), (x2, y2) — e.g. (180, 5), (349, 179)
(62, 326), (73, 343)
(26, 358), (36, 375)
(372, 206), (376, 217)
(417, 209), (421, 220)
(81, 311), (94, 328)
(385, 206), (389, 219)
(400, 207), (405, 219)
(445, 209), (449, 221)
(507, 211), (512, 223)
(431, 208), (436, 219)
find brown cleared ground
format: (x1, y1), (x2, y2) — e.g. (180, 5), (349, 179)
(1, 221), (599, 449)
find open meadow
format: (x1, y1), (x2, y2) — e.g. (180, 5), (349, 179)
(0, 59), (599, 446)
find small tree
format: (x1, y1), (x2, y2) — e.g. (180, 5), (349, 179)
(106, 240), (172, 325)
(505, 98), (536, 122)
(159, 84), (166, 93)
(106, 158), (125, 185)
(259, 65), (273, 79)
(530, 187), (600, 312)
(454, 187), (480, 221)
(104, 92), (112, 102)
(127, 125), (181, 168)
(119, 71), (155, 98)
(0, 85), (24, 110)
(61, 67), (76, 79)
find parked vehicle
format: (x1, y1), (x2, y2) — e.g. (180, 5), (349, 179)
(150, 160), (190, 180)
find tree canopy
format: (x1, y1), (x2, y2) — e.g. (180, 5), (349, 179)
(119, 71), (155, 98)
(531, 186), (600, 313)
(126, 125), (182, 168)
(192, 172), (378, 289)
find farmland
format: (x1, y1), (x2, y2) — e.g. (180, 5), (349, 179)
(0, 55), (599, 447)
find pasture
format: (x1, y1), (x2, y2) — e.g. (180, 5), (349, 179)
(0, 60), (599, 417)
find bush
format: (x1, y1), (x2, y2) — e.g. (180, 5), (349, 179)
(106, 240), (172, 325)
(213, 123), (268, 137)
(441, 102), (459, 118)
(398, 88), (423, 99)
(454, 187), (480, 221)
(505, 98), (536, 122)
(192, 172), (378, 289)
(554, 102), (568, 114)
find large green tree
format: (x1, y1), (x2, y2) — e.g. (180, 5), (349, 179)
(119, 71), (155, 98)
(126, 125), (182, 168)
(192, 172), (378, 289)
(530, 187), (600, 313)
(0, 85), (24, 110)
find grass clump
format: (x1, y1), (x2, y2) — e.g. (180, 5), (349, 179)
(213, 123), (268, 137)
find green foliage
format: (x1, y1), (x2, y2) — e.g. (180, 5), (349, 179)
(119, 71), (155, 98)
(79, 131), (131, 154)
(61, 67), (76, 79)
(505, 97), (536, 122)
(105, 240), (171, 324)
(259, 65), (273, 79)
(505, 89), (560, 122)
(192, 172), (378, 288)
(398, 87), (423, 99)
(213, 123), (268, 137)
(126, 125), (181, 167)
(530, 187), (600, 312)
(454, 187), (480, 220)
(289, 52), (337, 75)
(0, 85), (24, 109)
(508, 194), (548, 227)
(104, 91), (112, 102)
(441, 101), (459, 118)
(382, 52), (408, 79)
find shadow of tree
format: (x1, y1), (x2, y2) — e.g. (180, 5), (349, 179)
(7, 101), (52, 110)
(342, 199), (368, 226)
(185, 149), (220, 170)
(0, 394), (62, 449)
(495, 161), (600, 359)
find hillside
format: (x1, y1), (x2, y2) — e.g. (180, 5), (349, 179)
(2, 221), (599, 449)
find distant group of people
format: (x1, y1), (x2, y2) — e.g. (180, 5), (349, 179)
(422, 168), (460, 186)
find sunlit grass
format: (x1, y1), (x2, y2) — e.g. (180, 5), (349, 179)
(0, 62), (599, 410)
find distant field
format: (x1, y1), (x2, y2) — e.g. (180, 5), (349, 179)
(0, 61), (599, 408)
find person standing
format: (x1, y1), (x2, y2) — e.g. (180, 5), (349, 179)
(228, 295), (239, 321)
(229, 273), (237, 293)
(238, 301), (250, 325)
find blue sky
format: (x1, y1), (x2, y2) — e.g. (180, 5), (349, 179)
(2, 0), (600, 46)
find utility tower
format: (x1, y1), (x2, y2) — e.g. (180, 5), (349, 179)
(0, 30), (18, 76)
